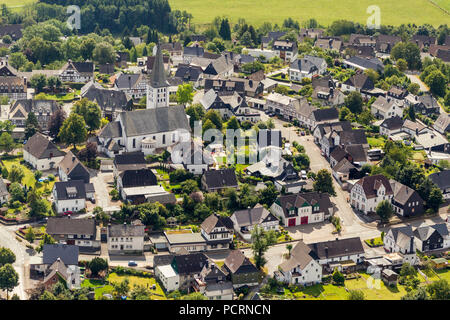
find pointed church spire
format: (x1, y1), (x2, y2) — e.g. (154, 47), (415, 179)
(150, 38), (168, 88)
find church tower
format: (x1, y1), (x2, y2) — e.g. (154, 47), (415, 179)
(146, 40), (169, 109)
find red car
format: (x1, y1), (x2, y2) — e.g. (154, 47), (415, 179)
(63, 211), (73, 216)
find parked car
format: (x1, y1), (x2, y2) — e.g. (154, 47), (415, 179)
(300, 131), (306, 136)
(63, 211), (73, 216)
(128, 261), (137, 267)
(301, 170), (307, 179)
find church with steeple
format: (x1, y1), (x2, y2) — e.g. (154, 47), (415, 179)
(147, 42), (169, 109)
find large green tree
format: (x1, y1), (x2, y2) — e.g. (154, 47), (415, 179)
(73, 98), (102, 132)
(313, 169), (336, 196)
(0, 248), (16, 267)
(251, 226), (277, 269)
(376, 200), (394, 223)
(0, 264), (19, 299)
(58, 113), (88, 149)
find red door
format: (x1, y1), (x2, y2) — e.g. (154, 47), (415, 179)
(301, 216), (308, 225)
(288, 218), (296, 227)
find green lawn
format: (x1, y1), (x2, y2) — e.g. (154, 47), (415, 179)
(81, 279), (114, 300)
(108, 273), (167, 300)
(3, 0), (36, 7)
(364, 237), (384, 247)
(435, 268), (450, 282)
(169, 0), (449, 27)
(434, 0), (450, 12)
(367, 137), (385, 148)
(36, 91), (78, 102)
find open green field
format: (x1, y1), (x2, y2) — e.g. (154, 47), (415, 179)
(434, 0), (450, 12)
(169, 0), (449, 27)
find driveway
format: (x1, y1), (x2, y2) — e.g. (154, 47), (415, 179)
(89, 170), (121, 213)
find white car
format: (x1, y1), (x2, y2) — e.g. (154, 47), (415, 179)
(301, 170), (307, 179)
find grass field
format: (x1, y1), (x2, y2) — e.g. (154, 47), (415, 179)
(169, 0), (449, 27)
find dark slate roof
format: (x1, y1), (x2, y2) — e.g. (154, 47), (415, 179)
(119, 168), (157, 188)
(160, 42), (182, 52)
(417, 94), (439, 110)
(315, 121), (352, 136)
(390, 225), (414, 240)
(174, 64), (203, 82)
(414, 223), (448, 241)
(81, 82), (131, 112)
(355, 174), (393, 199)
(309, 237), (364, 259)
(99, 121), (122, 139)
(312, 107), (339, 122)
(46, 217), (96, 236)
(108, 223), (145, 237)
(0, 24), (23, 40)
(380, 116), (404, 130)
(114, 73), (143, 89)
(202, 169), (238, 190)
(119, 106), (190, 137)
(150, 42), (169, 88)
(429, 170), (450, 190)
(275, 192), (333, 218)
(54, 180), (86, 200)
(389, 179), (422, 206)
(43, 244), (79, 265)
(223, 250), (258, 274)
(339, 129), (368, 146)
(72, 61), (94, 73)
(344, 73), (374, 90)
(114, 152), (146, 166)
(24, 132), (65, 159)
(183, 46), (205, 57)
(330, 146), (348, 163)
(201, 214), (234, 234)
(345, 56), (384, 72)
(232, 204), (278, 228)
(173, 253), (209, 275)
(345, 144), (367, 162)
(58, 151), (90, 180)
(10, 99), (60, 119)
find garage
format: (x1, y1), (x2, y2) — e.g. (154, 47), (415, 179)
(288, 218), (296, 227)
(301, 216), (308, 225)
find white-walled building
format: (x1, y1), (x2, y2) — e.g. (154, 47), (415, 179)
(230, 204), (279, 241)
(384, 226), (419, 265)
(23, 132), (65, 171)
(107, 223), (145, 255)
(52, 180), (87, 214)
(155, 264), (180, 292)
(350, 174), (393, 214)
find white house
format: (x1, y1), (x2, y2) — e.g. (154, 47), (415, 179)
(276, 240), (322, 286)
(52, 180), (87, 214)
(155, 264), (180, 292)
(200, 214), (234, 250)
(107, 223), (145, 255)
(384, 226), (419, 265)
(350, 174), (393, 214)
(230, 204), (279, 241)
(310, 237), (365, 270)
(23, 132), (65, 171)
(288, 55), (327, 82)
(371, 96), (404, 120)
(59, 60), (94, 83)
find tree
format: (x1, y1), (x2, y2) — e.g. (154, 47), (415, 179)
(93, 42), (116, 65)
(407, 83), (420, 96)
(332, 267), (345, 285)
(258, 182), (279, 206)
(339, 106), (352, 121)
(0, 132), (14, 154)
(36, 233), (56, 253)
(88, 257), (108, 277)
(396, 58), (408, 72)
(8, 165), (24, 184)
(28, 189), (48, 218)
(180, 179), (199, 194)
(426, 279), (450, 300)
(424, 69), (446, 97)
(313, 169), (335, 196)
(286, 244), (293, 257)
(181, 292), (207, 300)
(72, 98), (102, 133)
(427, 188), (443, 213)
(112, 278), (130, 299)
(391, 42), (422, 70)
(347, 289), (365, 300)
(0, 264), (19, 299)
(48, 109), (66, 139)
(402, 287), (429, 300)
(30, 74), (47, 93)
(344, 91), (363, 114)
(176, 83), (194, 105)
(251, 226), (277, 269)
(58, 113), (88, 149)
(25, 112), (39, 139)
(8, 182), (24, 202)
(25, 227), (35, 243)
(9, 52), (27, 70)
(376, 200), (394, 223)
(0, 247), (16, 267)
(185, 104), (206, 129)
(47, 76), (62, 92)
(227, 116), (240, 130)
(204, 110), (223, 129)
(219, 18), (231, 40)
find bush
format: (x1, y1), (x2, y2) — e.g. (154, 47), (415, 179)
(47, 174), (55, 181)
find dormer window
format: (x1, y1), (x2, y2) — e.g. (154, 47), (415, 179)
(66, 186), (77, 198)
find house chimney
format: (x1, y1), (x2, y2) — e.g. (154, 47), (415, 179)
(24, 77), (27, 85)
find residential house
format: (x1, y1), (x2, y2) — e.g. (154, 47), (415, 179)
(308, 237), (365, 272)
(261, 31), (286, 48)
(9, 99), (60, 130)
(342, 73), (374, 94)
(414, 223), (449, 252)
(46, 217), (99, 249)
(174, 64), (204, 87)
(98, 63), (115, 75)
(313, 121), (352, 145)
(315, 38), (343, 52)
(114, 73), (147, 100)
(311, 86), (345, 107)
(415, 130), (450, 154)
(384, 225), (419, 265)
(159, 42), (183, 62)
(221, 250), (260, 288)
(288, 55), (327, 82)
(23, 132), (65, 170)
(81, 81), (133, 120)
(154, 252), (209, 291)
(115, 52), (129, 68)
(201, 169), (239, 192)
(309, 108), (339, 130)
(275, 240), (323, 286)
(387, 86), (408, 102)
(344, 45), (375, 58)
(379, 116), (404, 136)
(342, 56), (384, 73)
(52, 180), (88, 214)
(0, 24), (23, 41)
(350, 174), (393, 214)
(389, 179), (425, 217)
(270, 192), (334, 227)
(348, 34), (376, 47)
(273, 40), (298, 62)
(434, 112), (450, 134)
(0, 60), (27, 100)
(59, 60), (94, 83)
(193, 262), (234, 300)
(183, 45), (205, 64)
(429, 170), (450, 200)
(332, 157), (359, 186)
(411, 94), (440, 116)
(230, 204), (279, 241)
(265, 92), (300, 121)
(382, 269), (399, 286)
(371, 96), (404, 119)
(298, 28), (324, 42)
(376, 35), (402, 54)
(0, 178), (9, 204)
(107, 223), (145, 255)
(164, 232), (207, 253)
(200, 214), (234, 250)
(58, 151), (90, 183)
(202, 55), (234, 79)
